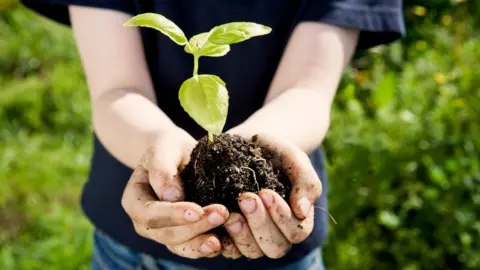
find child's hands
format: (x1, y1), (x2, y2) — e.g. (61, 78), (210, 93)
(121, 128), (229, 259)
(221, 133), (322, 259)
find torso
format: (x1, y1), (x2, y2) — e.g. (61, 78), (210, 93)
(82, 1), (329, 268)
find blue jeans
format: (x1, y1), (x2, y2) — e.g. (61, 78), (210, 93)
(91, 230), (325, 270)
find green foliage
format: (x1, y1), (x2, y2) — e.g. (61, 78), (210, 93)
(1, 5), (93, 270)
(372, 72), (396, 109)
(124, 13), (271, 140)
(1, 1), (479, 269)
(123, 13), (188, 45)
(185, 33), (231, 57)
(322, 2), (480, 269)
(207, 22), (272, 45)
(179, 75), (229, 137)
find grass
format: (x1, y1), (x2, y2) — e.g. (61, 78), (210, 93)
(0, 134), (93, 269)
(1, 5), (94, 269)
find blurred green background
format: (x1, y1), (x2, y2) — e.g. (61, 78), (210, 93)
(1, 0), (479, 269)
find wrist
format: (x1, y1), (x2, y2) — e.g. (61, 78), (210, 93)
(148, 126), (195, 148)
(227, 123), (260, 140)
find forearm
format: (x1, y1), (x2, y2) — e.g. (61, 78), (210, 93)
(230, 88), (331, 154)
(92, 89), (179, 169)
(68, 6), (184, 168)
(231, 23), (359, 153)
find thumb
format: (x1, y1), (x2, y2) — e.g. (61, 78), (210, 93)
(280, 149), (322, 220)
(252, 133), (322, 220)
(288, 163), (322, 220)
(142, 140), (191, 203)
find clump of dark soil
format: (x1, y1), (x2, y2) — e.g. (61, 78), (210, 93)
(181, 133), (291, 215)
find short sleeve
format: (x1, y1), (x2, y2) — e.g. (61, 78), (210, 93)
(20, 0), (136, 26)
(299, 0), (406, 50)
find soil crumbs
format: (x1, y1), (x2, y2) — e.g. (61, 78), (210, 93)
(181, 133), (291, 214)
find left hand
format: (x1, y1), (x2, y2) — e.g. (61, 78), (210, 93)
(220, 133), (322, 259)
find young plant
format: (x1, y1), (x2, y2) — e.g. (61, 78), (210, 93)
(123, 13), (271, 142)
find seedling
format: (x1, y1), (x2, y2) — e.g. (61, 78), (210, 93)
(122, 14), (288, 219)
(123, 13), (271, 142)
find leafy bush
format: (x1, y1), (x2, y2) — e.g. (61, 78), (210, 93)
(323, 1), (480, 269)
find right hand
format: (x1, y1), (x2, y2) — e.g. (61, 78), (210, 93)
(121, 128), (230, 259)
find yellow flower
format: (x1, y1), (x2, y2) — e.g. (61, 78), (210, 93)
(434, 73), (448, 85)
(442, 15), (452, 26)
(413, 6), (427, 16)
(415, 40), (427, 51)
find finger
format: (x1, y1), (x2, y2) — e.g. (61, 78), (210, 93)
(252, 133), (322, 220)
(167, 234), (222, 259)
(259, 189), (314, 244)
(144, 144), (187, 203)
(224, 213), (263, 259)
(122, 169), (205, 229)
(137, 201), (206, 230)
(122, 166), (157, 210)
(221, 235), (242, 259)
(238, 193), (291, 259)
(149, 204), (229, 245)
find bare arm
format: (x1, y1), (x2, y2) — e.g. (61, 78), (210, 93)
(229, 23), (360, 153)
(69, 6), (180, 168)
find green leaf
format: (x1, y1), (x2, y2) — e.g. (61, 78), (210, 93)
(378, 210), (400, 229)
(460, 232), (472, 246)
(184, 33), (230, 57)
(347, 99), (364, 116)
(184, 33), (208, 54)
(123, 13), (187, 45)
(179, 75), (229, 135)
(343, 83), (356, 100)
(373, 72), (396, 109)
(208, 22), (272, 45)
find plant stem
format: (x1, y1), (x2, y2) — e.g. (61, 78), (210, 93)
(193, 55), (199, 76)
(193, 54), (213, 142)
(193, 54), (211, 142)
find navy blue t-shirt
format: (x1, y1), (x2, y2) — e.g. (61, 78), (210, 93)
(22, 0), (405, 269)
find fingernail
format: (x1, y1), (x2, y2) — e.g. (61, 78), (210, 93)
(184, 210), (200, 222)
(162, 186), (181, 202)
(260, 193), (274, 208)
(208, 212), (225, 226)
(200, 243), (214, 253)
(200, 237), (218, 253)
(226, 221), (243, 233)
(298, 197), (311, 217)
(240, 198), (257, 214)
